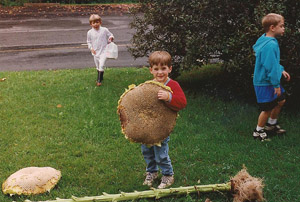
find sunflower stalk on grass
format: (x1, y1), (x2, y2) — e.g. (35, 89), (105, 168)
(23, 168), (264, 202)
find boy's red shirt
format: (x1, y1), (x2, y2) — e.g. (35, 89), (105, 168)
(165, 79), (187, 112)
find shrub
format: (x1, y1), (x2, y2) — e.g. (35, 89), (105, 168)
(129, 0), (300, 104)
(129, 0), (204, 78)
(0, 0), (27, 6)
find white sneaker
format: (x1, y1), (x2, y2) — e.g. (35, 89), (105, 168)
(157, 175), (174, 189)
(253, 129), (268, 141)
(143, 172), (158, 187)
(265, 122), (286, 134)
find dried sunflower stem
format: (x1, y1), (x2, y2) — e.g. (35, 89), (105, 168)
(24, 183), (231, 202)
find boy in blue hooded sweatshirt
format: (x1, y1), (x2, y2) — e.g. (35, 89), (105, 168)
(252, 13), (290, 141)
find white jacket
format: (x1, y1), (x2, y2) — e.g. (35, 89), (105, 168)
(87, 26), (114, 57)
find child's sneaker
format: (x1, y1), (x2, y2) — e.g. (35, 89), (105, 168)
(265, 122), (286, 134)
(96, 82), (102, 86)
(143, 172), (158, 187)
(253, 129), (268, 141)
(157, 175), (174, 189)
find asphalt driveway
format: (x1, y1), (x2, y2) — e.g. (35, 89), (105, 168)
(0, 12), (147, 71)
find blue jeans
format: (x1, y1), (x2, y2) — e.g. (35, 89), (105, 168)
(141, 136), (174, 176)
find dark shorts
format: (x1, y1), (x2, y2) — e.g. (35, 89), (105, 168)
(258, 92), (286, 111)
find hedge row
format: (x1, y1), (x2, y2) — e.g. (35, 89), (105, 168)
(129, 0), (300, 103)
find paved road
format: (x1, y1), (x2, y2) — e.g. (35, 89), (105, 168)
(0, 15), (147, 71)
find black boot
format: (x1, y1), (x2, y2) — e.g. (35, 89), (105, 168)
(100, 71), (104, 82)
(96, 71), (102, 86)
(97, 71), (101, 83)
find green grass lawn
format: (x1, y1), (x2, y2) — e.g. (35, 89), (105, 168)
(0, 67), (299, 202)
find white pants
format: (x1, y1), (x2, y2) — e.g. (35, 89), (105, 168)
(93, 54), (107, 71)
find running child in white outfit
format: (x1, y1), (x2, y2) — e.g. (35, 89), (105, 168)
(87, 14), (114, 86)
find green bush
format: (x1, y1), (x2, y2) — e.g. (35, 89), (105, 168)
(0, 0), (27, 6)
(129, 0), (204, 78)
(221, 0), (300, 104)
(129, 0), (300, 104)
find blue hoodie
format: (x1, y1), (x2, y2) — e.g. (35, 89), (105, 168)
(253, 34), (284, 88)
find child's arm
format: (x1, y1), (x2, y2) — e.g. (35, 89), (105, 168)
(158, 90), (170, 101)
(282, 70), (290, 81)
(262, 43), (282, 88)
(87, 31), (96, 54)
(90, 48), (96, 55)
(164, 80), (187, 112)
(108, 36), (114, 42)
(275, 71), (290, 96)
(106, 28), (114, 43)
(274, 87), (281, 96)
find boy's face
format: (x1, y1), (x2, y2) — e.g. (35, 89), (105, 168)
(150, 64), (172, 84)
(272, 20), (285, 37)
(90, 20), (101, 30)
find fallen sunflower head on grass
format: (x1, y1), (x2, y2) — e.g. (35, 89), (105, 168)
(2, 167), (61, 196)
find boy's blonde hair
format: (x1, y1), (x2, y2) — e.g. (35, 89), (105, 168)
(89, 14), (102, 24)
(262, 13), (284, 32)
(149, 51), (172, 67)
